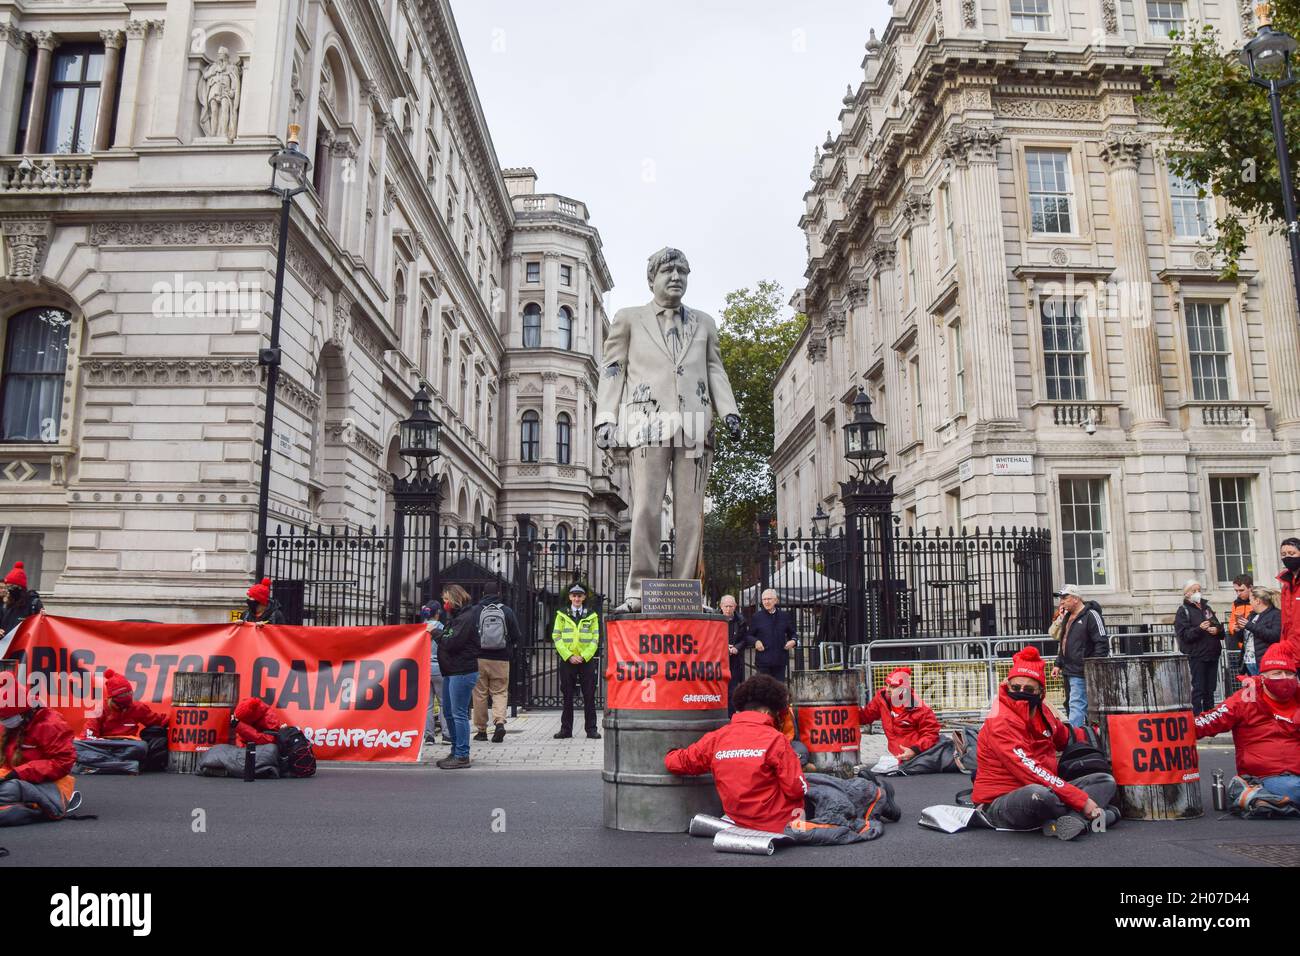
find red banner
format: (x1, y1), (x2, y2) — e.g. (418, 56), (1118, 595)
(604, 618), (728, 710)
(6, 614), (428, 762)
(796, 705), (860, 753)
(1106, 711), (1200, 785)
(167, 705), (232, 753)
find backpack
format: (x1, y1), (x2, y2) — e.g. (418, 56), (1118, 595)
(275, 726), (317, 778)
(478, 603), (508, 651)
(1056, 738), (1112, 781)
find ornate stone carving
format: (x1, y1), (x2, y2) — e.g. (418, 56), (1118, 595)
(848, 281), (871, 309)
(1241, 0), (1256, 37)
(903, 193), (932, 224)
(277, 372), (321, 416)
(1102, 0), (1119, 34)
(1050, 247), (1070, 266)
(541, 370), (560, 382)
(350, 318), (382, 363)
(383, 182), (397, 214)
(961, 0), (976, 28)
(329, 139), (357, 159)
(869, 240), (897, 269)
(100, 29), (124, 50)
(1193, 250), (1214, 269)
(934, 0), (945, 39)
(993, 98), (1100, 122)
(1, 216), (53, 281)
(81, 358), (260, 386)
(806, 334), (828, 362)
(1099, 129), (1146, 169)
(32, 31), (58, 51)
(87, 219), (274, 246)
(0, 24), (29, 49)
(124, 20), (150, 39)
(284, 237), (325, 292)
(825, 311), (847, 337)
(942, 124), (1003, 165)
(197, 47), (241, 142)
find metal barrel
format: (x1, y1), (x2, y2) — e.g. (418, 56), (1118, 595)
(167, 672), (240, 774)
(603, 708), (728, 832)
(1086, 655), (1203, 820)
(789, 669), (861, 777)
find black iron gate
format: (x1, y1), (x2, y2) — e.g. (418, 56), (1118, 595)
(264, 519), (1053, 708)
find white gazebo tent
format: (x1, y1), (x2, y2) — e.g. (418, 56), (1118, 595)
(740, 554), (845, 608)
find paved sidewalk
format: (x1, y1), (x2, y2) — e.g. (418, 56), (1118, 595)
(418, 709), (604, 771)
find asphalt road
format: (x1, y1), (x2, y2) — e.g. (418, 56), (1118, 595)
(4, 750), (1295, 867)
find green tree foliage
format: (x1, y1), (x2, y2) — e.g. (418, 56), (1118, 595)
(706, 280), (806, 532)
(1140, 3), (1300, 275)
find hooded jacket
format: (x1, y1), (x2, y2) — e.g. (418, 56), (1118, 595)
(233, 697), (283, 746)
(241, 598), (285, 625)
(1195, 677), (1300, 779)
(1278, 568), (1300, 657)
(971, 685), (1088, 811)
(859, 688), (942, 757)
(85, 700), (168, 739)
(664, 710), (808, 833)
(1174, 599), (1224, 661)
(1240, 606), (1282, 671)
(1056, 600), (1108, 677)
(2, 707), (75, 783)
(437, 603), (482, 676)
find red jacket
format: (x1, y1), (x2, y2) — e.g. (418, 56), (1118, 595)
(84, 700), (168, 739)
(2, 708), (75, 783)
(971, 685), (1088, 812)
(1277, 569), (1300, 657)
(860, 689), (941, 757)
(233, 698), (283, 746)
(665, 711), (808, 833)
(1195, 679), (1300, 778)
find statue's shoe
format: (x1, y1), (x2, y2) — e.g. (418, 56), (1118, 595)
(613, 598), (642, 614)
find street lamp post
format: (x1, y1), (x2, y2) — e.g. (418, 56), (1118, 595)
(1241, 2), (1300, 316)
(387, 386), (443, 625)
(254, 125), (311, 582)
(840, 389), (895, 647)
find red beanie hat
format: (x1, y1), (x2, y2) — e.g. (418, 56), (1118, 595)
(103, 669), (133, 703)
(1260, 648), (1298, 673)
(246, 577), (271, 604)
(4, 562), (26, 589)
(1008, 646), (1047, 689)
(885, 667), (912, 688)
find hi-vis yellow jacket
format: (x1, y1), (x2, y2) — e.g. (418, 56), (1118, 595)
(552, 606), (600, 662)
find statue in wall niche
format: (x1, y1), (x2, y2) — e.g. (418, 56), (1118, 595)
(198, 47), (241, 141)
(595, 247), (742, 613)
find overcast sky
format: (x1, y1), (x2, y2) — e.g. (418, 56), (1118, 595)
(449, 0), (891, 320)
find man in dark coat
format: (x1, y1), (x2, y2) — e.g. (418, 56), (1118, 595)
(1175, 578), (1224, 713)
(719, 594), (748, 715)
(746, 588), (797, 684)
(0, 561), (43, 635)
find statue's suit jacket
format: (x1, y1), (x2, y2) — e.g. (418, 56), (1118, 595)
(595, 302), (739, 450)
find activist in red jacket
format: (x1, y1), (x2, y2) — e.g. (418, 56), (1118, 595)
(84, 669), (168, 738)
(665, 675), (808, 833)
(233, 697), (283, 746)
(0, 705), (75, 783)
(971, 647), (1115, 839)
(1278, 540), (1300, 657)
(860, 667), (941, 759)
(1195, 647), (1300, 780)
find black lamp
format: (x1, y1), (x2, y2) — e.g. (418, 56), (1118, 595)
(1241, 4), (1298, 81)
(269, 123), (311, 192)
(843, 388), (886, 477)
(811, 504), (830, 538)
(399, 385), (442, 476)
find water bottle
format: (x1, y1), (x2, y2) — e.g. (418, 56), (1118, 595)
(1212, 769), (1226, 811)
(243, 740), (257, 782)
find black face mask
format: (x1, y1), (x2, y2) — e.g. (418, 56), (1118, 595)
(1008, 689), (1042, 705)
(1284, 556), (1300, 573)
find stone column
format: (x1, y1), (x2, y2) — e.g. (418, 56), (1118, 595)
(508, 254), (522, 348)
(23, 32), (58, 154)
(807, 328), (831, 505)
(543, 252), (560, 348)
(541, 370), (558, 465)
(943, 124), (1017, 423)
(871, 241), (903, 458)
(92, 30), (125, 150)
(504, 373), (519, 462)
(0, 26), (30, 153)
(847, 280), (870, 382)
(149, 0), (190, 143)
(1257, 230), (1300, 428)
(112, 20), (151, 149)
(577, 260), (590, 352)
(1100, 129), (1167, 428)
(904, 192), (937, 447)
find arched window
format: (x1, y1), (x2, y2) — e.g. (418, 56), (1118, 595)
(441, 336), (451, 393)
(557, 306), (573, 351)
(459, 361), (468, 420)
(2, 307), (71, 443)
(520, 410), (540, 462)
(556, 412), (572, 465)
(522, 303), (541, 348)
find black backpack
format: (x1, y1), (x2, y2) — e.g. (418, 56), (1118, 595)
(275, 726), (317, 778)
(1057, 738), (1112, 781)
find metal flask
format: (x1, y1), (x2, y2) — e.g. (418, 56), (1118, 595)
(243, 741), (257, 782)
(1211, 769), (1226, 811)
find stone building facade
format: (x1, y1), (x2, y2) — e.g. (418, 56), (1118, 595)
(773, 0), (1300, 624)
(0, 0), (619, 622)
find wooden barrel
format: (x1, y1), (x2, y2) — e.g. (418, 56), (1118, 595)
(167, 672), (240, 774)
(602, 613), (729, 832)
(789, 669), (860, 777)
(1085, 655), (1203, 820)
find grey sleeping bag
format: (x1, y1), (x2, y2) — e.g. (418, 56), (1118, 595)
(197, 743), (281, 778)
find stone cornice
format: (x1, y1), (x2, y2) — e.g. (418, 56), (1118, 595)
(80, 357), (260, 387)
(87, 218), (274, 246)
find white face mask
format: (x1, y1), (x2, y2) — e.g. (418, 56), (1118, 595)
(1188, 591), (1203, 605)
(0, 716), (22, 730)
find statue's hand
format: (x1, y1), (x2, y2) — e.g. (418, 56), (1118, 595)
(595, 423), (615, 449)
(725, 414), (742, 443)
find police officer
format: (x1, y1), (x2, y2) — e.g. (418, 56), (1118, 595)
(553, 584), (601, 740)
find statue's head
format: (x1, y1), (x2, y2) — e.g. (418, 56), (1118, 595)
(647, 247), (689, 306)
(217, 46), (230, 60)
